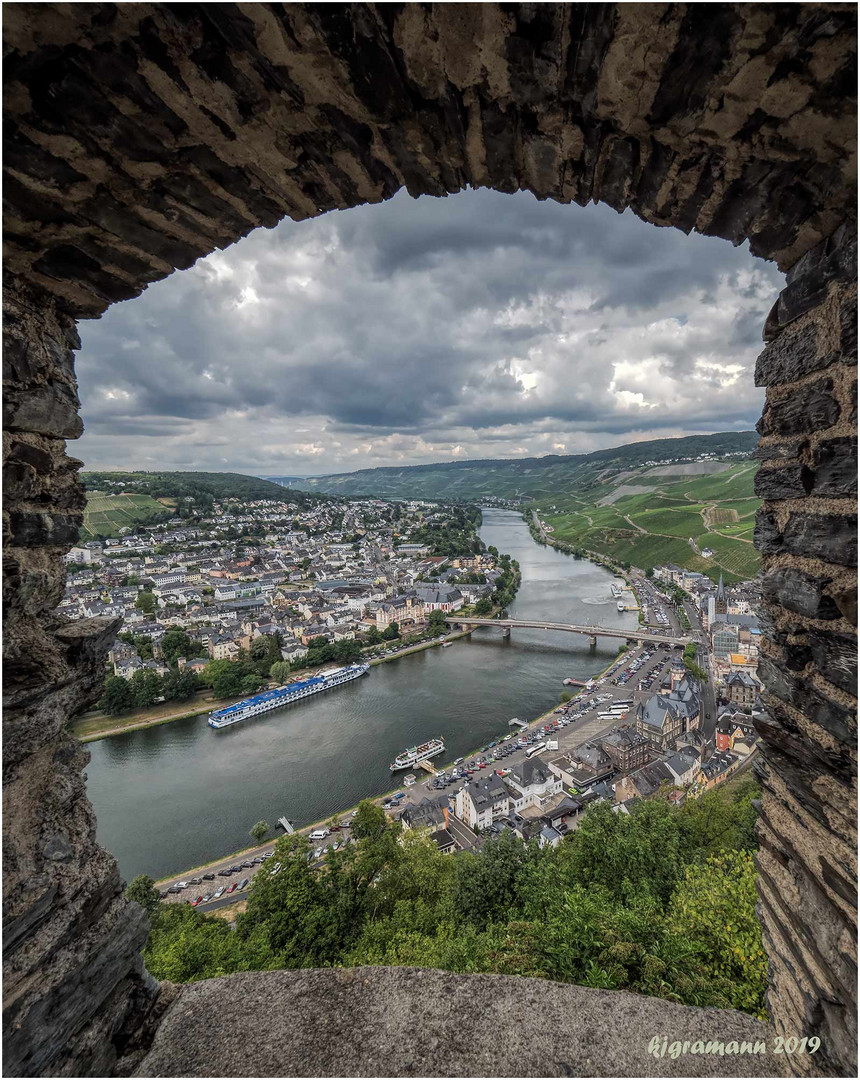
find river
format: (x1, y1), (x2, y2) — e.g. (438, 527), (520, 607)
(85, 509), (638, 880)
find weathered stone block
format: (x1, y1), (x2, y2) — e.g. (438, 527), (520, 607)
(754, 463), (811, 499)
(756, 378), (840, 437)
(759, 656), (857, 744)
(756, 510), (858, 566)
(761, 566), (842, 621)
(771, 220), (858, 331)
(6, 511), (81, 548)
(753, 508), (782, 554)
(3, 383), (83, 439)
(810, 436), (858, 496)
(805, 629), (859, 696)
(134, 967), (780, 1080)
(754, 322), (820, 387)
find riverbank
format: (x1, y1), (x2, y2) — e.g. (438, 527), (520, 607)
(525, 510), (632, 581)
(71, 624), (485, 743)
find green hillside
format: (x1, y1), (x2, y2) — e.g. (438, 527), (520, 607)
(292, 431), (760, 583)
(82, 492), (172, 539)
(540, 460), (760, 584)
(82, 470), (318, 505)
(295, 431), (759, 501)
(80, 470), (326, 538)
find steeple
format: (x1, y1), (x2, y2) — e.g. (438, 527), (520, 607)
(717, 573), (724, 599)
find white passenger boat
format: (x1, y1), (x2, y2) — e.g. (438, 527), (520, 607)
(390, 737), (445, 771)
(208, 664), (370, 729)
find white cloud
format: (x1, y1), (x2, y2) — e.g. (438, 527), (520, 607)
(74, 189), (782, 475)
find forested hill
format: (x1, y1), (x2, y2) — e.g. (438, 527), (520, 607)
(293, 431), (760, 501)
(81, 470), (320, 505)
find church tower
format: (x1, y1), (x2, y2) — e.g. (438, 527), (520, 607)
(714, 572), (728, 616)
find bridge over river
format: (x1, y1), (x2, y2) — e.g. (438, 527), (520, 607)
(445, 617), (693, 648)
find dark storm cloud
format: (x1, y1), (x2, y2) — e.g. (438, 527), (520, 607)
(75, 188), (783, 473)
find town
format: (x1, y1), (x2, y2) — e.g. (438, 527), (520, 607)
(64, 492), (519, 722)
(138, 491), (764, 913)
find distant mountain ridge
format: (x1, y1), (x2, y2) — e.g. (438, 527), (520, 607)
(293, 431), (759, 500)
(81, 470), (320, 505)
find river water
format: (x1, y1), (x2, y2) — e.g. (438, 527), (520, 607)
(85, 509), (637, 880)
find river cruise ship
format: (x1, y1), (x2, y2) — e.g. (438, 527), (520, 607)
(208, 664), (370, 729)
(390, 737), (445, 771)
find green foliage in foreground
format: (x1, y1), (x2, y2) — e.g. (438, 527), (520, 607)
(137, 778), (766, 1017)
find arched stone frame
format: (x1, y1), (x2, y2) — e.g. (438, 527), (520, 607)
(2, 4), (856, 1076)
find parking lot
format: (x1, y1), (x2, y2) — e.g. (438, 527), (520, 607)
(408, 639), (681, 804)
(160, 812), (359, 910)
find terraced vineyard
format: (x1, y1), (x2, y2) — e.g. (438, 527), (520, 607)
(541, 461), (760, 583)
(82, 492), (172, 538)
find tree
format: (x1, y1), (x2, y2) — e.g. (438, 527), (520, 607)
(350, 800), (387, 841)
(250, 820), (270, 844)
(241, 673), (266, 694)
(381, 622), (400, 641)
(161, 668), (199, 702)
(99, 675), (135, 716)
(428, 609), (447, 633)
(130, 668), (162, 709)
(160, 629), (197, 665)
(668, 850), (767, 1017)
(270, 660), (292, 684)
(564, 799), (684, 905)
(250, 634), (282, 676)
(207, 661), (246, 699)
(474, 597), (493, 616)
(363, 626), (382, 646)
(135, 590), (156, 614)
(126, 874), (161, 916)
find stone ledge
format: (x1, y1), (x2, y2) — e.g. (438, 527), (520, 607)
(134, 967), (783, 1078)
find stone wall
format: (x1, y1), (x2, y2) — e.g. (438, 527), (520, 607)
(3, 286), (159, 1076)
(2, 4), (857, 1076)
(752, 221), (858, 1077)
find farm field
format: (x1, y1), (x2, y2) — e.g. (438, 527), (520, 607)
(82, 492), (171, 539)
(540, 460), (760, 584)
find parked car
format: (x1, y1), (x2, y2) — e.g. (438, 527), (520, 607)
(213, 886), (225, 898)
(226, 882), (238, 893)
(190, 895), (204, 907)
(238, 878), (250, 890)
(202, 873), (215, 881)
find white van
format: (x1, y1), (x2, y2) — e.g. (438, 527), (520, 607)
(309, 828), (329, 841)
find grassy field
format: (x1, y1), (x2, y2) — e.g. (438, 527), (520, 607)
(541, 461), (760, 584)
(82, 492), (171, 538)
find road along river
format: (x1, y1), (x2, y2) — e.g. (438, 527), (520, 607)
(85, 508), (639, 880)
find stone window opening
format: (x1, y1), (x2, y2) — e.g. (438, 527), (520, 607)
(3, 5), (856, 1077)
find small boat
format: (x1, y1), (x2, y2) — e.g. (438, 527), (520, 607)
(617, 601), (626, 611)
(441, 641), (453, 648)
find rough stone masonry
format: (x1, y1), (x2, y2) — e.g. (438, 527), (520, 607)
(2, 4), (856, 1077)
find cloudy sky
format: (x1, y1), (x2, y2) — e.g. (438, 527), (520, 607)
(76, 188), (782, 476)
